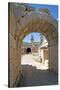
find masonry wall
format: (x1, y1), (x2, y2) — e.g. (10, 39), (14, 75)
(49, 37), (58, 73)
(9, 8), (22, 87)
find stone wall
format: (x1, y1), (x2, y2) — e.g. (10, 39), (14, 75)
(8, 6), (22, 87)
(49, 37), (58, 73)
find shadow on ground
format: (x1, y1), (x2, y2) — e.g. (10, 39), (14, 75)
(17, 65), (58, 87)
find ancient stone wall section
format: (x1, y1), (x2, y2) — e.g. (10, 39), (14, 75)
(15, 11), (57, 31)
(9, 6), (22, 87)
(49, 36), (58, 73)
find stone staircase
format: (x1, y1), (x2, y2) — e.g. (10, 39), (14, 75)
(17, 65), (58, 87)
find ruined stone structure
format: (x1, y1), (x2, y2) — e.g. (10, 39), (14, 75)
(38, 35), (48, 63)
(21, 42), (38, 54)
(8, 3), (58, 87)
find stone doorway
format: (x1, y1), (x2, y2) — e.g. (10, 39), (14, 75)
(8, 3), (58, 87)
(26, 48), (31, 54)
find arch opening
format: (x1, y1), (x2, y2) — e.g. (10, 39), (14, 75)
(21, 32), (49, 70)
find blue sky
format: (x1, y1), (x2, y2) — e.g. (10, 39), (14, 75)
(28, 4), (58, 20)
(23, 32), (41, 43)
(23, 4), (58, 43)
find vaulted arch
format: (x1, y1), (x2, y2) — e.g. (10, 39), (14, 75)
(16, 11), (58, 74)
(9, 3), (58, 87)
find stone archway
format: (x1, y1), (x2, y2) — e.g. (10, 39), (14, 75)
(17, 18), (58, 72)
(9, 3), (58, 87)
